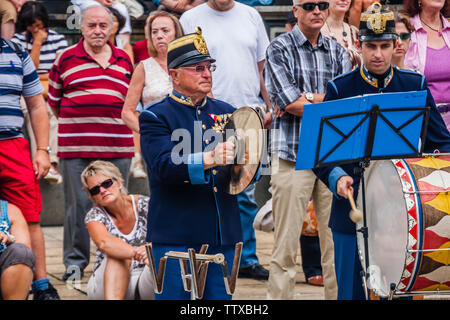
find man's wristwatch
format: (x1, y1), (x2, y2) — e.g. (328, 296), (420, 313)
(305, 92), (314, 103)
(37, 146), (51, 154)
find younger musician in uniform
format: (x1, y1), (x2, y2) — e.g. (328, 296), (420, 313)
(313, 2), (450, 300)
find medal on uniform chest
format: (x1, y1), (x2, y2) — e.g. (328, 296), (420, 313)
(209, 113), (232, 134)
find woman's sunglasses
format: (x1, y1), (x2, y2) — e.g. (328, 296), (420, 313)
(296, 2), (330, 11)
(396, 32), (411, 41)
(89, 178), (115, 196)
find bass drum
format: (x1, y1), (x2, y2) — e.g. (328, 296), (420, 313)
(356, 154), (450, 298)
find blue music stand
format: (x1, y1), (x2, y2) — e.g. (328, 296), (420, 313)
(296, 90), (429, 170)
(295, 90), (430, 299)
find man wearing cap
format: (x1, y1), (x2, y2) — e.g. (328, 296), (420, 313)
(265, 0), (351, 300)
(139, 27), (244, 300)
(180, 0), (272, 281)
(313, 2), (450, 300)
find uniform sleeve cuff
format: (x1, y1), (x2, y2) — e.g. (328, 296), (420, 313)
(329, 167), (347, 199)
(188, 152), (209, 185)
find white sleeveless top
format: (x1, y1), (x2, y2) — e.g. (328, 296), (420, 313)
(141, 57), (172, 108)
(84, 195), (149, 273)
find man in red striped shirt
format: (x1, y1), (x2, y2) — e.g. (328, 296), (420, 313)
(48, 4), (134, 281)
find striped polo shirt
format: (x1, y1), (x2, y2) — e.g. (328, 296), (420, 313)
(12, 30), (68, 74)
(48, 39), (134, 159)
(0, 38), (43, 140)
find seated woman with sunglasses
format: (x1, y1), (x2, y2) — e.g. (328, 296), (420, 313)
(81, 160), (154, 300)
(391, 12), (414, 70)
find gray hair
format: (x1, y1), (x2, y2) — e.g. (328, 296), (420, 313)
(80, 3), (114, 29)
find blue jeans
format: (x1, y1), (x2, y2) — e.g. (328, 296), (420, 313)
(300, 235), (322, 279)
(152, 244), (236, 300)
(236, 183), (259, 268)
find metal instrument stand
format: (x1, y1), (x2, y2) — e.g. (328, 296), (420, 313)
(146, 242), (243, 300)
(355, 159), (371, 300)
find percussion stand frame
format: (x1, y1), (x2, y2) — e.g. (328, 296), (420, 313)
(145, 242), (243, 300)
(354, 159), (371, 300)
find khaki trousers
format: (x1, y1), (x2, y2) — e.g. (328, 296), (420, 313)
(267, 155), (337, 300)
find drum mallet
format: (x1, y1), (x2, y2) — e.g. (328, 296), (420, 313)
(347, 188), (363, 223)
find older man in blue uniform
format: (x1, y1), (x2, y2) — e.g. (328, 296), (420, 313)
(139, 28), (243, 300)
(314, 2), (450, 300)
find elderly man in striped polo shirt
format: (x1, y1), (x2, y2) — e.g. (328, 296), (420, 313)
(48, 4), (134, 281)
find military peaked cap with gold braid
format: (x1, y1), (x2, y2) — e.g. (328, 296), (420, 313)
(359, 2), (397, 42)
(167, 26), (216, 69)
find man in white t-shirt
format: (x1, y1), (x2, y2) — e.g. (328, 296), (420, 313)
(180, 0), (272, 281)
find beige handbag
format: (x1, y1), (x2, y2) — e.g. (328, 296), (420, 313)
(253, 199), (319, 236)
(253, 198), (274, 232)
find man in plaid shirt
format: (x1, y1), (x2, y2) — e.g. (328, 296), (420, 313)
(264, 0), (352, 300)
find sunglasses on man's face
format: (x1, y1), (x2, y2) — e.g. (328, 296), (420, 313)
(396, 32), (411, 41)
(89, 178), (115, 196)
(297, 1), (330, 11)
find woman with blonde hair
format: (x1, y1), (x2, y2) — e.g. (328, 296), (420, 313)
(321, 0), (361, 67)
(122, 10), (183, 133)
(122, 10), (184, 179)
(81, 160), (154, 300)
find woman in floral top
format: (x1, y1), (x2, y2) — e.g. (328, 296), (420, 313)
(81, 160), (154, 300)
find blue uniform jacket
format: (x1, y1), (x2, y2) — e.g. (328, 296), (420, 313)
(313, 66), (450, 234)
(139, 91), (243, 246)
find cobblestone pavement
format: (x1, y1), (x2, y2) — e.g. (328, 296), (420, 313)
(40, 227), (325, 300)
(40, 226), (449, 301)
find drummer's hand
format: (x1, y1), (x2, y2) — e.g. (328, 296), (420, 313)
(204, 141), (235, 169)
(336, 175), (354, 199)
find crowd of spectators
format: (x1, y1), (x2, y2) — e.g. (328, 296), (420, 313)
(0, 0), (448, 301)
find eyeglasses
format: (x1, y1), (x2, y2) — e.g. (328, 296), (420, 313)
(180, 64), (216, 73)
(296, 2), (330, 11)
(396, 32), (411, 41)
(89, 178), (115, 196)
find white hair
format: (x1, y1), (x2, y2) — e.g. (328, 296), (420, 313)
(80, 3), (114, 28)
